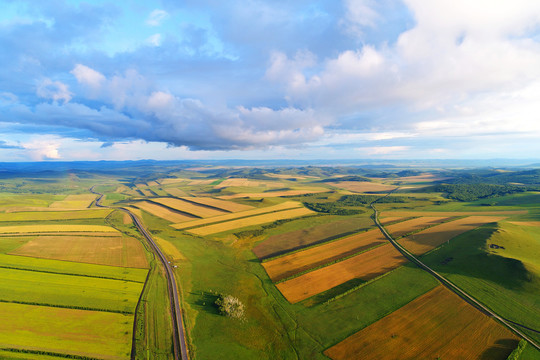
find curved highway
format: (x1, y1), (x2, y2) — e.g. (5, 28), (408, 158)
(370, 198), (540, 352)
(90, 187), (189, 360)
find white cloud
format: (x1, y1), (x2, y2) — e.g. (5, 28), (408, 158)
(36, 79), (72, 104)
(146, 33), (162, 47)
(22, 136), (62, 160)
(71, 64), (106, 91)
(340, 0), (379, 37)
(146, 9), (169, 27)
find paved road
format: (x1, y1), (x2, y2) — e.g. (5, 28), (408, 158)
(370, 199), (540, 352)
(90, 187), (189, 360)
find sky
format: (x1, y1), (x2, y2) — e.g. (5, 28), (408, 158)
(1, 0), (540, 161)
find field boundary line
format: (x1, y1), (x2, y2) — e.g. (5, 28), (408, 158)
(371, 190), (540, 352)
(0, 299), (133, 315)
(0, 347), (104, 360)
(0, 265), (145, 283)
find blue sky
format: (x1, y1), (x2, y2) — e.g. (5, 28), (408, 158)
(1, 0), (540, 161)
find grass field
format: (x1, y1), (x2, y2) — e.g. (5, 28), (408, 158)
(253, 216), (375, 259)
(276, 244), (408, 303)
(325, 286), (518, 360)
(399, 215), (506, 255)
(0, 302), (132, 359)
(263, 229), (387, 282)
(214, 178), (282, 188)
(180, 196), (254, 212)
(0, 209), (112, 222)
(188, 207), (315, 236)
(171, 201), (303, 230)
(133, 201), (197, 223)
(0, 267), (144, 313)
(0, 224), (119, 234)
(152, 198), (227, 217)
(155, 237), (185, 261)
(384, 216), (453, 238)
(48, 194), (97, 209)
(10, 235), (148, 268)
(328, 181), (397, 193)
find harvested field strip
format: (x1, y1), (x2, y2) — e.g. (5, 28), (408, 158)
(218, 188), (327, 199)
(381, 210), (527, 217)
(325, 286), (519, 360)
(507, 221), (540, 226)
(399, 216), (507, 255)
(263, 229), (387, 282)
(0, 231), (121, 237)
(158, 178), (187, 185)
(0, 302), (133, 360)
(152, 197), (227, 217)
(189, 207), (315, 236)
(0, 267), (143, 313)
(132, 201), (196, 223)
(378, 216), (407, 225)
(214, 178), (282, 188)
(155, 237), (185, 261)
(384, 216), (453, 238)
(163, 187), (188, 197)
(180, 196), (254, 212)
(10, 235), (148, 268)
(277, 244), (407, 303)
(48, 194), (96, 209)
(0, 225), (119, 234)
(146, 181), (160, 187)
(0, 254), (147, 282)
(171, 201), (302, 230)
(188, 179), (214, 185)
(139, 189), (154, 197)
(0, 209), (112, 222)
(254, 216), (375, 260)
(328, 181), (397, 193)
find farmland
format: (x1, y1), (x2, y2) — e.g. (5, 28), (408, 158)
(0, 163), (539, 360)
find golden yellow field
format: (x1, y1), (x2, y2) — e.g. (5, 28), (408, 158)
(171, 201), (302, 230)
(180, 196), (254, 212)
(399, 216), (507, 255)
(325, 286), (518, 360)
(384, 216), (452, 238)
(139, 189), (154, 197)
(158, 178), (188, 185)
(188, 207), (315, 236)
(133, 201), (196, 223)
(276, 244), (407, 303)
(163, 187), (188, 197)
(263, 229), (387, 282)
(218, 188), (327, 199)
(507, 221), (540, 226)
(0, 224), (119, 234)
(378, 216), (405, 225)
(10, 235), (148, 268)
(328, 181), (397, 193)
(152, 198), (227, 217)
(214, 178), (283, 188)
(381, 210), (527, 217)
(155, 237), (185, 261)
(0, 209), (112, 222)
(146, 181), (160, 187)
(188, 179), (215, 185)
(48, 194), (97, 209)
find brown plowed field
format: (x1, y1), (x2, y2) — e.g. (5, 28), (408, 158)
(378, 216), (406, 225)
(180, 196), (254, 212)
(188, 207), (314, 236)
(276, 244), (407, 303)
(10, 235), (148, 268)
(384, 216), (453, 238)
(399, 216), (506, 255)
(328, 181), (397, 193)
(324, 286), (518, 360)
(253, 217), (375, 259)
(263, 229), (387, 282)
(152, 198), (227, 217)
(133, 201), (196, 223)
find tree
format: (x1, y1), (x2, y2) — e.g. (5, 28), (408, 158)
(215, 294), (245, 319)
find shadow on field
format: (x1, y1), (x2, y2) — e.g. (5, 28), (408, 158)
(420, 225), (535, 291)
(478, 338), (519, 360)
(192, 291), (220, 315)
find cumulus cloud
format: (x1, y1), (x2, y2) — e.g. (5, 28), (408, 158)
(36, 79), (72, 104)
(146, 9), (168, 26)
(22, 136), (62, 160)
(71, 64), (106, 91)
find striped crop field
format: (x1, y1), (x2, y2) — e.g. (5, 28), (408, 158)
(0, 302), (133, 359)
(171, 201), (302, 230)
(132, 201), (196, 223)
(163, 187), (188, 197)
(0, 209), (113, 222)
(152, 197), (227, 217)
(253, 216), (375, 260)
(146, 181), (160, 187)
(276, 244), (407, 303)
(139, 189), (155, 197)
(158, 178), (188, 185)
(0, 224), (120, 234)
(325, 286), (518, 360)
(214, 178), (283, 188)
(188, 207), (315, 236)
(188, 179), (215, 185)
(399, 216), (507, 255)
(10, 235), (148, 268)
(180, 196), (254, 212)
(48, 194), (97, 209)
(263, 229), (387, 282)
(378, 216), (407, 225)
(384, 216), (454, 238)
(328, 181), (397, 193)
(218, 188), (328, 199)
(380, 210), (527, 217)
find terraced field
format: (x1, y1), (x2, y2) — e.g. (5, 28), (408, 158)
(325, 286), (518, 360)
